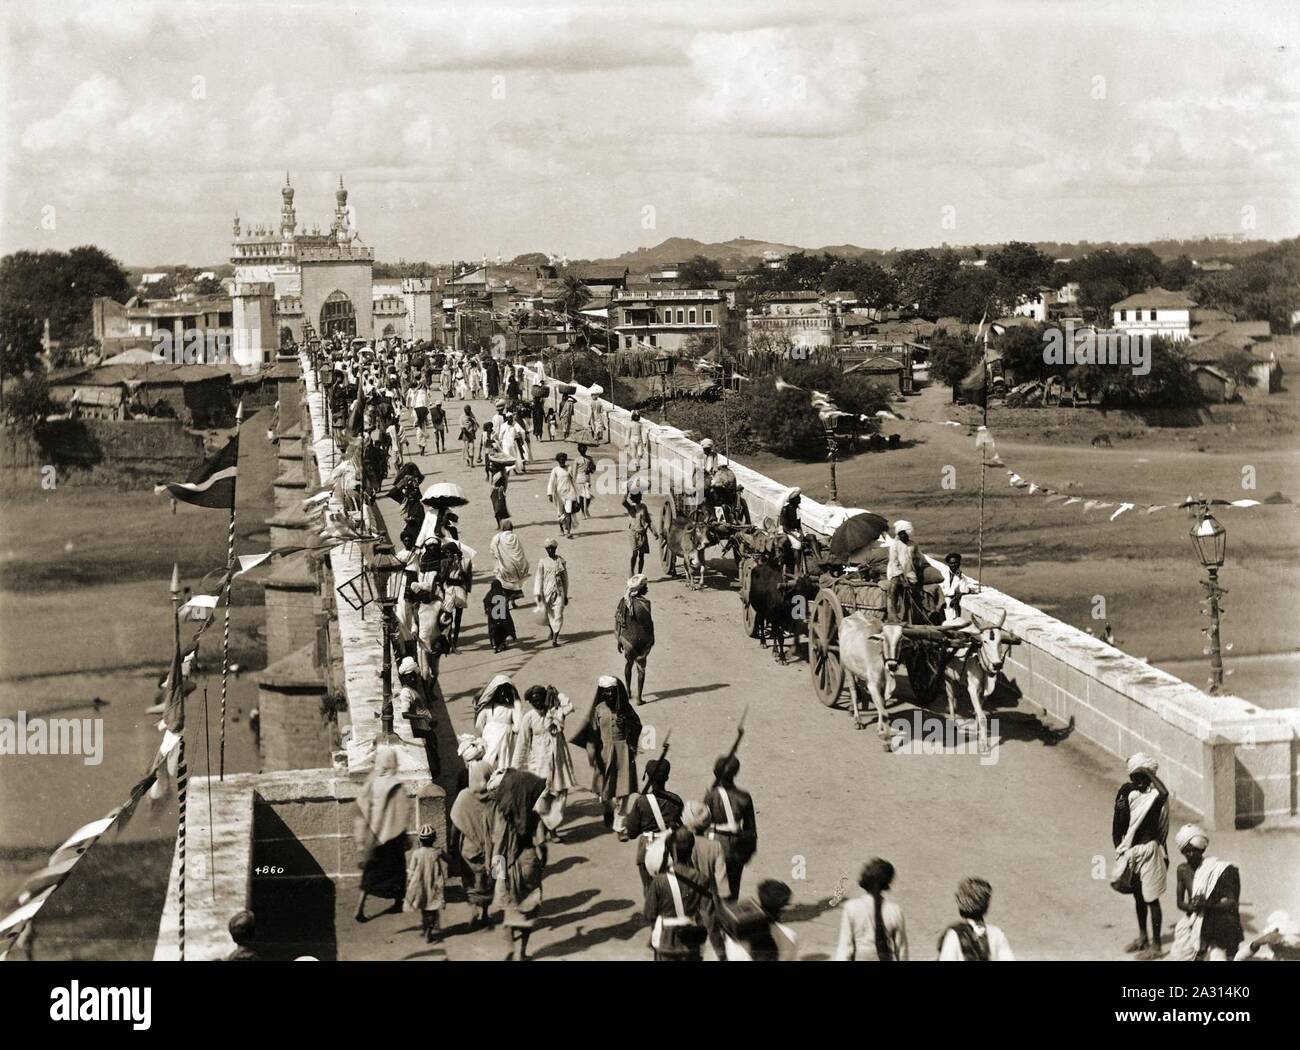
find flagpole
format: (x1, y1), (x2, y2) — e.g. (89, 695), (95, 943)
(977, 325), (989, 589)
(219, 401), (243, 780)
(202, 684), (216, 903)
(171, 564), (187, 962)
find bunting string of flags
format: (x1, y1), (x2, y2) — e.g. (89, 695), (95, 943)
(973, 425), (1293, 519)
(845, 390), (1295, 521)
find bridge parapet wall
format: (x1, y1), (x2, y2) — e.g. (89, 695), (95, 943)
(523, 364), (1299, 828)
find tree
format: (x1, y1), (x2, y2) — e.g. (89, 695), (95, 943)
(1078, 277), (1127, 323)
(928, 331), (977, 402)
(821, 259), (897, 309)
(996, 325), (1050, 384)
(0, 245), (132, 348)
(986, 241), (1054, 312)
(558, 275), (590, 319)
(677, 255), (724, 287)
(143, 274), (177, 299)
(193, 275), (225, 296)
(889, 249), (960, 318)
(936, 267), (1002, 323)
(4, 372), (52, 431)
(1162, 255), (1195, 289)
(1217, 348), (1257, 389)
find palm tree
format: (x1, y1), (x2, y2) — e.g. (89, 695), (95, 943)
(559, 274), (590, 317)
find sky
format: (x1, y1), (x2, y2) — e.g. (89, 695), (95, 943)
(2, 0), (1298, 266)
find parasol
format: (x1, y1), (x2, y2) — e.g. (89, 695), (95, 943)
(421, 481), (468, 508)
(829, 512), (890, 560)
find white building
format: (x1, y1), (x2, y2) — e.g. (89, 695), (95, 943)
(1111, 288), (1196, 342)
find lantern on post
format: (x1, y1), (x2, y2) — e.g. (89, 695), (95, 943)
(1189, 508), (1227, 694)
(653, 352), (675, 421)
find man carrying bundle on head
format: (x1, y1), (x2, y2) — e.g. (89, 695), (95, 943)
(1111, 752), (1170, 959)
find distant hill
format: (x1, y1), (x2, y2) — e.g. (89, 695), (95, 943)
(573, 235), (1283, 273)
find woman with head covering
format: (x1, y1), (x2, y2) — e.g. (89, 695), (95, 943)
(450, 759), (498, 930)
(834, 858), (908, 961)
(488, 766), (549, 960)
(490, 518), (529, 600)
(353, 746), (412, 922)
(1170, 824), (1244, 961)
(510, 685), (578, 839)
(1111, 752), (1170, 959)
(616, 574), (654, 705)
(938, 876), (1014, 961)
(475, 675), (522, 771)
(568, 675), (642, 838)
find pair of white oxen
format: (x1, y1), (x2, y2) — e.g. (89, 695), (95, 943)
(838, 608), (1021, 752)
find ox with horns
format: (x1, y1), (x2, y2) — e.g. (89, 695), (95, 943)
(838, 608), (1020, 752)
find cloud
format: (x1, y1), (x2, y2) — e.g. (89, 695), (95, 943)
(686, 28), (871, 138)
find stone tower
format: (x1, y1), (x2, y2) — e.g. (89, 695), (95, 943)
(280, 172), (297, 236)
(332, 176), (350, 243)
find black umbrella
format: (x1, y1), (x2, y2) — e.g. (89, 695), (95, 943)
(829, 512), (890, 560)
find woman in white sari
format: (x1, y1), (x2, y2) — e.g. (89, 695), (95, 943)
(475, 674), (522, 771)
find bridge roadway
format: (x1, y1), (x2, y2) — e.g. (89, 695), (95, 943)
(340, 396), (1298, 961)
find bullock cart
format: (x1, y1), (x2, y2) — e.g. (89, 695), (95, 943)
(657, 479), (753, 582)
(807, 570), (948, 711)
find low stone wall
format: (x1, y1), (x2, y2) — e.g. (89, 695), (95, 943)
(154, 769), (443, 960)
(524, 365), (1300, 828)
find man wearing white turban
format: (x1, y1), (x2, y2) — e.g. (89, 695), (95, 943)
(1170, 824), (1244, 961)
(886, 520), (925, 623)
(1111, 753), (1170, 958)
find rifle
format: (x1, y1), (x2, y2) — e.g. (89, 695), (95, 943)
(709, 706), (748, 792)
(639, 728), (671, 795)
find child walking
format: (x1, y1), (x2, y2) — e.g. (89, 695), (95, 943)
(405, 823), (447, 943)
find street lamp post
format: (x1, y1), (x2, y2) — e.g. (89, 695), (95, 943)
(1189, 508), (1228, 694)
(369, 545), (406, 742)
(653, 351), (674, 422)
(824, 417), (839, 505)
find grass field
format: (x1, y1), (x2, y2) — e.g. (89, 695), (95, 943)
(736, 378), (1300, 705)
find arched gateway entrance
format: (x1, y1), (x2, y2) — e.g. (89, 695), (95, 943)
(320, 290), (356, 339)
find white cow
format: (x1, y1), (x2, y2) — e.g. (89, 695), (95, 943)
(838, 614), (905, 739)
(839, 609), (1019, 753)
(936, 609), (1020, 751)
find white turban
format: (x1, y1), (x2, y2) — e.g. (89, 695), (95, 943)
(1174, 823), (1208, 851)
(1127, 752), (1158, 776)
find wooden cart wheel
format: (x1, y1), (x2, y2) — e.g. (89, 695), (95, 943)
(809, 590), (845, 708)
(739, 559), (760, 638)
(658, 500), (676, 576)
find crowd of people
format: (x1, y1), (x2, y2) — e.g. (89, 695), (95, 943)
(280, 335), (1296, 965)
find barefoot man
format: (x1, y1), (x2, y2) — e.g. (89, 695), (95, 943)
(616, 574), (655, 706)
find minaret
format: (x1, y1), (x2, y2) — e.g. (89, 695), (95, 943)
(280, 172), (296, 236)
(333, 176), (350, 242)
(233, 211), (241, 237)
